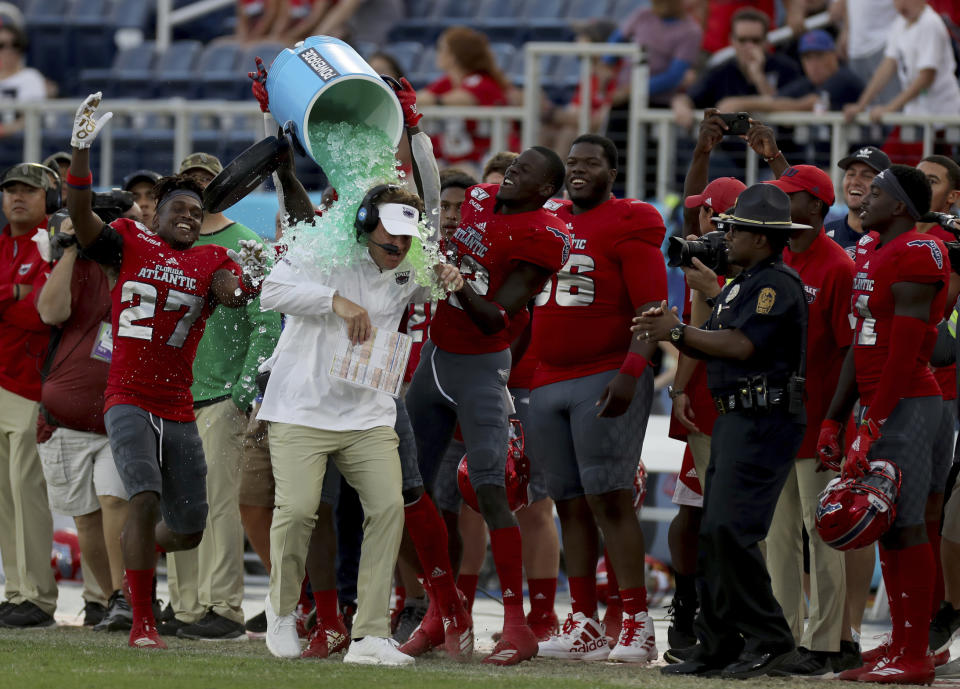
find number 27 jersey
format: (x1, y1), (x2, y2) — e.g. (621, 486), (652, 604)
(106, 218), (239, 421)
(851, 229), (948, 404)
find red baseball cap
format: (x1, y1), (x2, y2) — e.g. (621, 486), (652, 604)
(765, 165), (835, 206)
(684, 177), (746, 213)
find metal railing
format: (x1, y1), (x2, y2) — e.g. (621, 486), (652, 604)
(156, 0), (235, 52)
(5, 99), (960, 196)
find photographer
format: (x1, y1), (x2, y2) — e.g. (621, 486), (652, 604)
(637, 184), (808, 679)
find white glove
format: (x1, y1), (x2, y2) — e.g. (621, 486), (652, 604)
(32, 227), (52, 263)
(71, 92), (113, 149)
(227, 239), (270, 287)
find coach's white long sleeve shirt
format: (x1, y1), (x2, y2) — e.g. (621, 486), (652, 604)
(257, 251), (433, 432)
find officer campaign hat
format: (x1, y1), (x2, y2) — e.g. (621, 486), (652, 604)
(716, 184), (812, 232)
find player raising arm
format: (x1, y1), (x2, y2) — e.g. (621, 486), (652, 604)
(66, 93), (266, 651)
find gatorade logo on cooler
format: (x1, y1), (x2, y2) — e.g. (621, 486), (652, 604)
(299, 48), (341, 82)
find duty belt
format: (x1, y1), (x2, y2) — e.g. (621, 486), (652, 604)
(713, 388), (788, 415)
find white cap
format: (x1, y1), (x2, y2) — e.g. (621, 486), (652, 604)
(378, 203), (420, 237)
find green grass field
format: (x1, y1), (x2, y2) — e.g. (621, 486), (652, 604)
(0, 626), (807, 689)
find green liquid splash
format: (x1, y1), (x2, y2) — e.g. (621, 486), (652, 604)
(279, 122), (444, 298)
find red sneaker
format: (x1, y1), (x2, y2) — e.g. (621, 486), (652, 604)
(857, 654), (935, 685)
(441, 601), (473, 662)
(399, 599), (443, 657)
(603, 601), (622, 649)
(862, 640), (892, 664)
(301, 624), (329, 659)
(482, 623), (539, 666)
(294, 601), (314, 639)
(129, 619), (167, 650)
(527, 609), (559, 642)
(325, 615), (351, 655)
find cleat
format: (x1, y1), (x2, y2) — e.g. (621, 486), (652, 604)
(393, 600), (428, 644)
(857, 654), (935, 685)
(129, 619), (167, 650)
(930, 602), (960, 654)
(294, 601), (313, 639)
(83, 601), (106, 627)
(325, 615), (351, 655)
(526, 609), (559, 642)
(93, 590), (133, 632)
(538, 612), (610, 661)
(399, 599), (443, 657)
(301, 624), (329, 659)
(666, 596), (697, 650)
(933, 649), (950, 667)
(483, 623), (538, 666)
(176, 610), (245, 641)
(607, 611), (657, 663)
(441, 594), (473, 662)
(344, 636), (415, 666)
(602, 600), (622, 649)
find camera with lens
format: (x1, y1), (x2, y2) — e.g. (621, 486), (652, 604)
(667, 230), (729, 274)
(91, 188), (135, 225)
(46, 209), (76, 262)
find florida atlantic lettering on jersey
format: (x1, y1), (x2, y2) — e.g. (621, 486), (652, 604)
(105, 218), (240, 421)
(430, 184), (571, 355)
(531, 197), (667, 387)
(851, 229), (949, 404)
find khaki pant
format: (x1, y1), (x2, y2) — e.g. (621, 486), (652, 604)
(167, 399), (247, 624)
(0, 386), (57, 614)
(268, 422), (403, 639)
(763, 457), (845, 652)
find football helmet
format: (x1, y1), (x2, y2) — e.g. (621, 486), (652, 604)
(51, 528), (82, 581)
(457, 419), (530, 513)
(815, 459), (901, 550)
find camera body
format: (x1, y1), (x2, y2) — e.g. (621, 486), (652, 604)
(91, 189), (135, 225)
(667, 230), (729, 274)
(718, 112), (750, 136)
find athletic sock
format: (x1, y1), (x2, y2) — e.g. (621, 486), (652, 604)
(897, 542), (935, 660)
(313, 589), (339, 624)
(927, 520), (944, 618)
(457, 574), (479, 612)
(568, 576), (598, 619)
(879, 546), (904, 652)
(527, 577), (557, 617)
(127, 568), (156, 625)
(298, 576), (313, 612)
(620, 587), (648, 615)
(490, 526), (525, 626)
(404, 495), (458, 609)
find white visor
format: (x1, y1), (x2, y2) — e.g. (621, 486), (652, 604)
(378, 203), (420, 237)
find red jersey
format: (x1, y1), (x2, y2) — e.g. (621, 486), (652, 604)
(0, 223), (50, 401)
(851, 229), (949, 405)
(530, 197), (667, 388)
(403, 299), (436, 383)
(668, 284), (719, 441)
(430, 184), (570, 355)
(427, 73), (507, 163)
(922, 225), (957, 400)
(784, 230), (856, 458)
(104, 218), (239, 421)
(39, 260), (112, 440)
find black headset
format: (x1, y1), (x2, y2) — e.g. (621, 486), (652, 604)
(1, 163), (62, 214)
(354, 183), (401, 241)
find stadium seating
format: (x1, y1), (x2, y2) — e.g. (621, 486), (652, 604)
(80, 42), (156, 98)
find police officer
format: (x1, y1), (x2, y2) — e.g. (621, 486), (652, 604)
(634, 183), (808, 678)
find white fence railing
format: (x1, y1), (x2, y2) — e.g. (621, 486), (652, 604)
(5, 98), (960, 197)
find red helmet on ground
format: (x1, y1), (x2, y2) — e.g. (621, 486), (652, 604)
(51, 528), (82, 581)
(458, 419), (530, 513)
(815, 459), (901, 551)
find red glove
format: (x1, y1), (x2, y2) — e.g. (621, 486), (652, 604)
(392, 76), (422, 128)
(248, 57), (269, 113)
(816, 419), (843, 472)
(842, 418), (879, 479)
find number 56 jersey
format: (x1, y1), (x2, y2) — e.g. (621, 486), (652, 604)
(851, 229), (949, 405)
(531, 198), (667, 388)
(105, 218), (239, 421)
(430, 184), (571, 355)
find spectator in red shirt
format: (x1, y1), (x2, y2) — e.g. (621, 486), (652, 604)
(692, 0), (803, 54)
(418, 26), (513, 172)
(0, 163), (57, 629)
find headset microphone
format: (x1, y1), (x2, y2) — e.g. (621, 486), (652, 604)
(369, 240), (401, 255)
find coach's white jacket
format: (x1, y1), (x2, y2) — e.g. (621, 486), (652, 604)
(257, 251), (433, 432)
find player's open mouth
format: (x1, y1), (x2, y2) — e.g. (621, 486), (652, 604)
(502, 177), (515, 186)
(176, 223), (193, 231)
(568, 177), (587, 189)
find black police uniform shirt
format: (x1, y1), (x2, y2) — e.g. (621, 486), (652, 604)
(825, 216), (863, 259)
(703, 255), (806, 394)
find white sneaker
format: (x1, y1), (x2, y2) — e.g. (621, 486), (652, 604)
(265, 594), (301, 659)
(343, 636), (415, 666)
(538, 612), (610, 661)
(607, 611), (657, 663)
